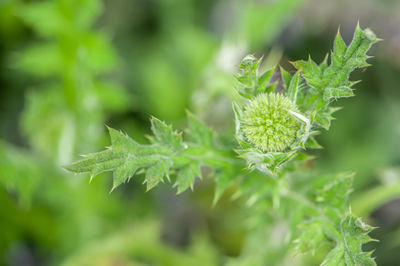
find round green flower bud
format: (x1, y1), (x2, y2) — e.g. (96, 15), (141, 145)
(242, 93), (301, 152)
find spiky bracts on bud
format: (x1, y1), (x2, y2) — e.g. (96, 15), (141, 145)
(242, 93), (300, 152)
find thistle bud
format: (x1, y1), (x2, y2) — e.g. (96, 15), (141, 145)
(242, 93), (300, 152)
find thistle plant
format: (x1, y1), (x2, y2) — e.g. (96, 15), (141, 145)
(65, 24), (380, 265)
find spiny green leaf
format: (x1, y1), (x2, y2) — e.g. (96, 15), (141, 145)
(293, 24), (380, 101)
(150, 117), (184, 150)
(175, 163), (201, 194)
(144, 159), (173, 191)
(291, 57), (321, 90)
(323, 86), (354, 101)
(321, 214), (376, 266)
(65, 114), (237, 193)
(64, 126), (175, 191)
(333, 28), (347, 59)
(298, 173), (376, 266)
(290, 172), (376, 265)
(290, 25), (379, 132)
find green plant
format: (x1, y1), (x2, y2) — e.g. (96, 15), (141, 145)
(0, 0), (135, 260)
(65, 24), (380, 265)
(15, 0), (129, 165)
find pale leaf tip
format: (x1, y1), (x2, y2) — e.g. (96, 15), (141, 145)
(145, 181), (157, 192)
(109, 185), (118, 193)
(356, 19), (361, 29)
(60, 165), (70, 172)
(336, 25), (341, 35)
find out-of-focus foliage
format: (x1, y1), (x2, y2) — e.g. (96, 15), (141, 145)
(1, 0), (400, 265)
(105, 0), (304, 121)
(60, 221), (218, 266)
(15, 0), (129, 165)
(0, 0), (134, 264)
(0, 141), (42, 206)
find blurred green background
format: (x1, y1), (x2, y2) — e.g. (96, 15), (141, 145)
(1, 0), (400, 265)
